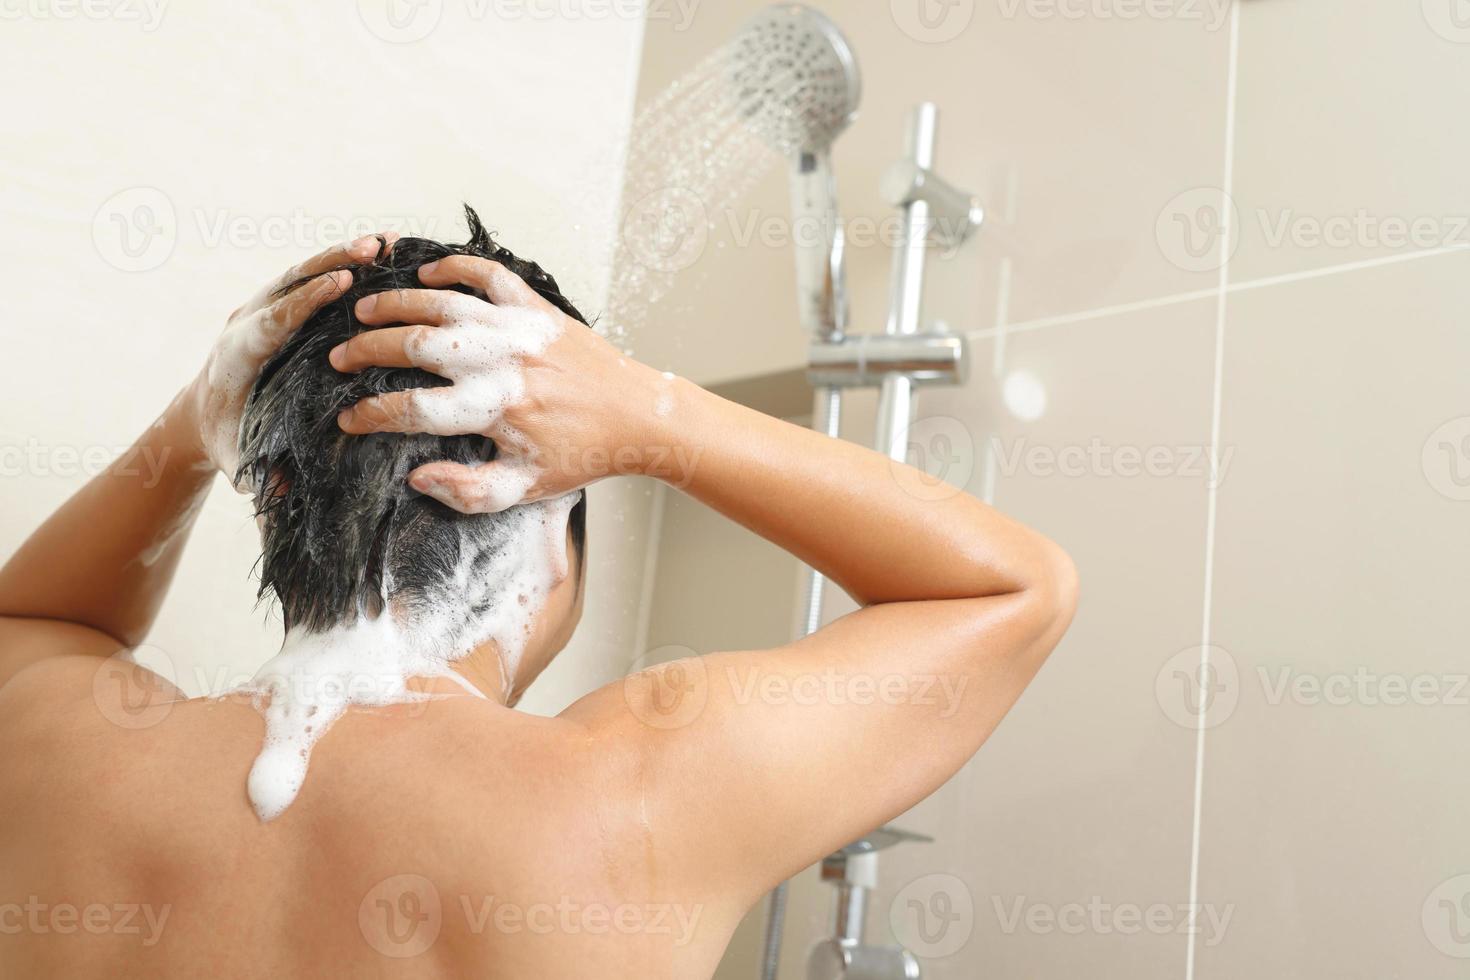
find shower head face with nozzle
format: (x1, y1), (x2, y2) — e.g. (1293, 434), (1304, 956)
(729, 4), (861, 156)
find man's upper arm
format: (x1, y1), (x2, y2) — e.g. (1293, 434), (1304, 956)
(559, 590), (1067, 903)
(0, 616), (125, 691)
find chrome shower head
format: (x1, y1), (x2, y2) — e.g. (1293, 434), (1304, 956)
(729, 3), (861, 157)
(728, 4), (861, 339)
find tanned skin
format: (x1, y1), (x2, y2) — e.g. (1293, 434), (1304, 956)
(0, 239), (1076, 979)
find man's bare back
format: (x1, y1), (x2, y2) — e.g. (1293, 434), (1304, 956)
(0, 235), (1074, 979)
(0, 648), (741, 978)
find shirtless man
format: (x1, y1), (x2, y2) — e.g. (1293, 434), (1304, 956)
(0, 214), (1076, 979)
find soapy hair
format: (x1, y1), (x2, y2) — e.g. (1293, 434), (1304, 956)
(239, 206), (588, 633)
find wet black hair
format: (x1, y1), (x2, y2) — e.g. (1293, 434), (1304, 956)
(239, 205), (588, 633)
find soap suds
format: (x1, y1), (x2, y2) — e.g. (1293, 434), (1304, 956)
(200, 272), (347, 490)
(400, 302), (560, 440)
(135, 489), (208, 568)
(654, 371), (676, 419)
(230, 490), (579, 822)
(385, 303), (563, 515)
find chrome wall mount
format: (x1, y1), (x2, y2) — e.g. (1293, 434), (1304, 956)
(879, 159), (985, 250)
(805, 827), (930, 980)
(870, 102), (980, 465)
(806, 332), (967, 389)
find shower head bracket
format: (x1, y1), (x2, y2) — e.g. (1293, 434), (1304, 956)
(880, 159), (985, 249)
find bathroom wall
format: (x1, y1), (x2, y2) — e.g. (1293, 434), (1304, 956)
(632, 1), (1470, 977)
(0, 2), (651, 715)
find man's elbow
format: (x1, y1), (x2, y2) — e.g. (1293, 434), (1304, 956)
(1023, 539), (1079, 642)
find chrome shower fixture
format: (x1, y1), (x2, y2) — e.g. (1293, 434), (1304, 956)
(730, 4), (862, 340)
(806, 826), (931, 980)
(734, 9), (985, 980)
(729, 3), (860, 158)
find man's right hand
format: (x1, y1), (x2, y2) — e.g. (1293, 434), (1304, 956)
(331, 255), (672, 513)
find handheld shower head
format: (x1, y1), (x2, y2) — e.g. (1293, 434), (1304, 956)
(729, 5), (861, 339)
(730, 4), (861, 157)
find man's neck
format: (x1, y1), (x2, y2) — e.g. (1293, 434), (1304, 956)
(410, 653), (512, 705)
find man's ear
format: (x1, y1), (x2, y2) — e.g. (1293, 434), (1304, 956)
(263, 465), (292, 501)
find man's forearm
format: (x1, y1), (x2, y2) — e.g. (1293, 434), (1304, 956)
(641, 375), (1066, 608)
(0, 388), (216, 647)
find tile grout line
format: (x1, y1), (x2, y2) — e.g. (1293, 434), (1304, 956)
(980, 256), (1014, 505)
(1227, 241), (1470, 294)
(967, 242), (1470, 344)
(968, 287), (1218, 340)
(629, 480), (668, 671)
(1187, 4), (1240, 980)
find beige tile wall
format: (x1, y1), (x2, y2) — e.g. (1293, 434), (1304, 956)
(1196, 247), (1470, 980)
(632, 0), (1470, 976)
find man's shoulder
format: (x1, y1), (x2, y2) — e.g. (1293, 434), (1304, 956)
(0, 615), (126, 690)
(0, 642), (205, 833)
(0, 641), (182, 740)
(323, 707), (656, 846)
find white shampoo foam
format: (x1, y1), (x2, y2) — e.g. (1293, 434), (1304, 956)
(231, 491), (579, 822)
